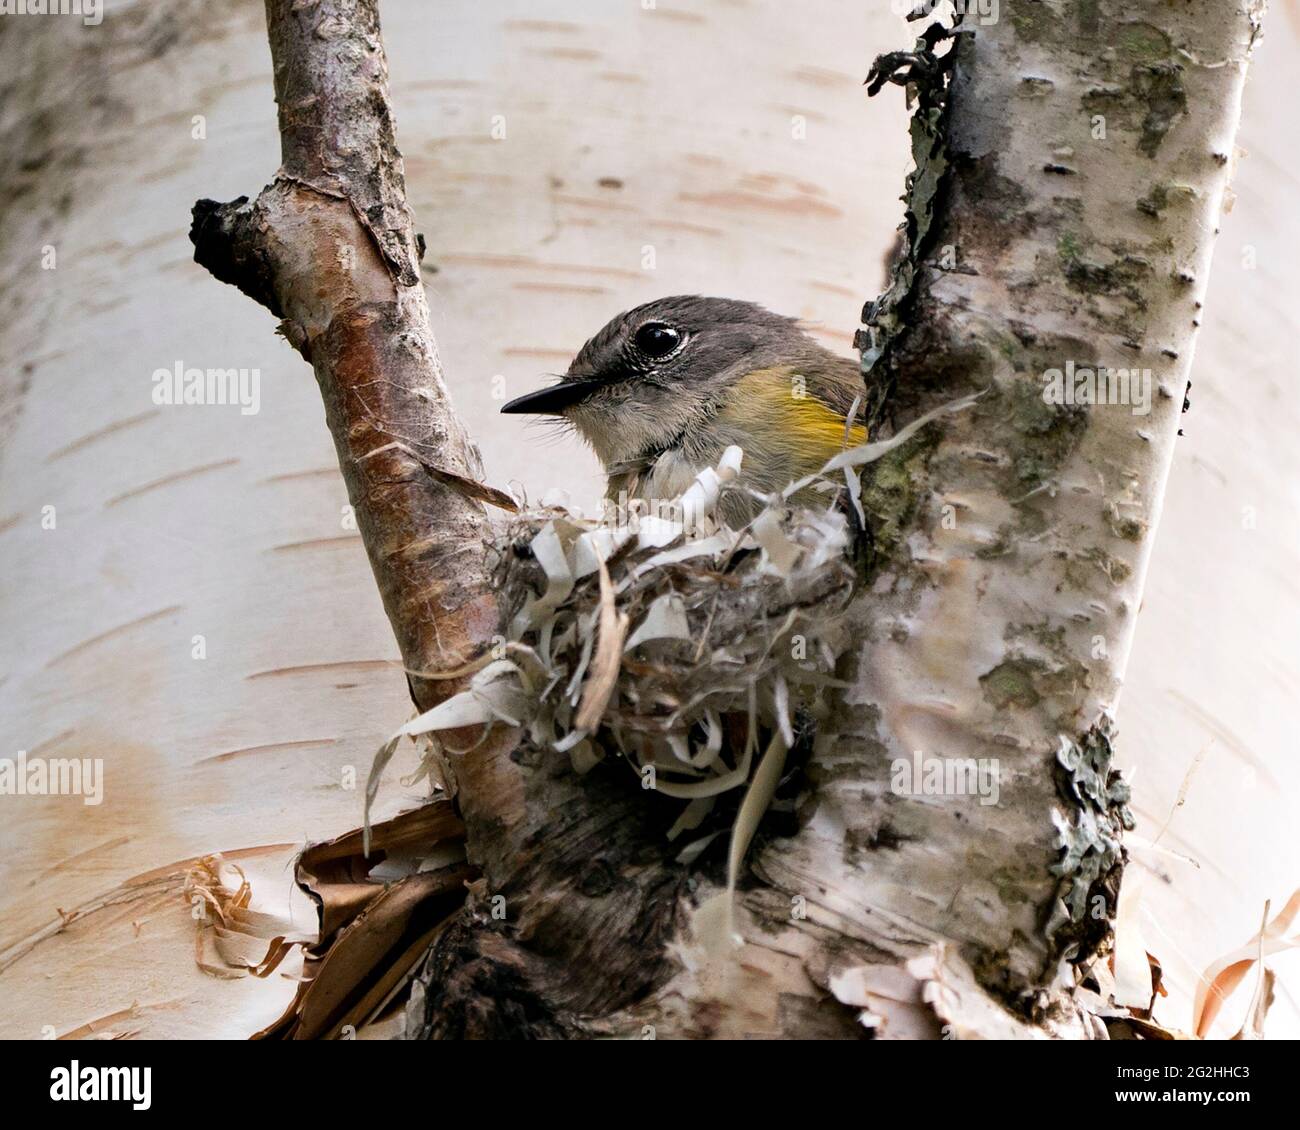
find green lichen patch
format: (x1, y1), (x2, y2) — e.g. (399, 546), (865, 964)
(980, 658), (1043, 710)
(1083, 60), (1186, 160)
(1057, 230), (1084, 264)
(1010, 1), (1053, 45)
(1115, 21), (1173, 65)
(1136, 183), (1169, 217)
(1138, 182), (1198, 218)
(1067, 545), (1134, 588)
(1005, 376), (1088, 489)
(980, 621), (1091, 713)
(1056, 231), (1153, 303)
(858, 430), (942, 569)
(1104, 501), (1146, 542)
(1135, 62), (1187, 158)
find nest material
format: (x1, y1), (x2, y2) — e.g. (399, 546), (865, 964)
(498, 482), (857, 793)
(369, 397), (975, 859)
(407, 451), (852, 808)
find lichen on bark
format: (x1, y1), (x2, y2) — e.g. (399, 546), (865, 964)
(793, 0), (1267, 1023)
(1046, 717), (1135, 964)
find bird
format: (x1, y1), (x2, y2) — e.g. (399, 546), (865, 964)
(499, 296), (868, 527)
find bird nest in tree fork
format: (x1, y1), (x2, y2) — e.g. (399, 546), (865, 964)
(363, 397), (974, 865)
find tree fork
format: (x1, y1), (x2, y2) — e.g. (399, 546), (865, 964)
(191, 1), (1266, 1038)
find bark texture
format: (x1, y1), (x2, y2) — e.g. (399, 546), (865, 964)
(3, 0), (1294, 1044)
(188, 0), (681, 1035)
(505, 2), (1264, 1038)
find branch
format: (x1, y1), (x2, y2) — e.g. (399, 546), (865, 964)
(189, 3), (506, 716)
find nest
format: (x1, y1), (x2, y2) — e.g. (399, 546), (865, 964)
(492, 457), (858, 823)
(367, 398), (973, 865)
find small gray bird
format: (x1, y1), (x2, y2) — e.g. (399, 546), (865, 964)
(500, 296), (868, 525)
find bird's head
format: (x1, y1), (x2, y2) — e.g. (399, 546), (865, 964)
(500, 295), (819, 470)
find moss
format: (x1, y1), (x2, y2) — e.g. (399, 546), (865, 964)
(859, 432), (940, 568)
(980, 659), (1043, 710)
(1116, 21), (1172, 64)
(1005, 378), (1087, 490)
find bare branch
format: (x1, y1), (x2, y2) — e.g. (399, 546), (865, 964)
(189, 0), (501, 713)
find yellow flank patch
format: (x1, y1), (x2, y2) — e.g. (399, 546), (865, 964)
(730, 368), (867, 462)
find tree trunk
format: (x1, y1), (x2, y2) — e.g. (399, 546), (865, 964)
(475, 3), (1267, 1039)
(742, 1), (1269, 1033)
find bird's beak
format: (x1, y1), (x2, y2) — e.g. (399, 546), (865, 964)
(499, 381), (592, 415)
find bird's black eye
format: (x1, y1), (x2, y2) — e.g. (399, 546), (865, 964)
(633, 322), (682, 359)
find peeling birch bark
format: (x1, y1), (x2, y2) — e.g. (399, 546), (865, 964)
(553, 3), (1267, 1039)
(187, 1), (624, 1034)
(187, 3), (556, 962)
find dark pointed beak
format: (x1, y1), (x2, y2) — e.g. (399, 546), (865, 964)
(499, 381), (592, 415)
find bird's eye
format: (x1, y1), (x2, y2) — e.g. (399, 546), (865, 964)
(633, 322), (682, 359)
